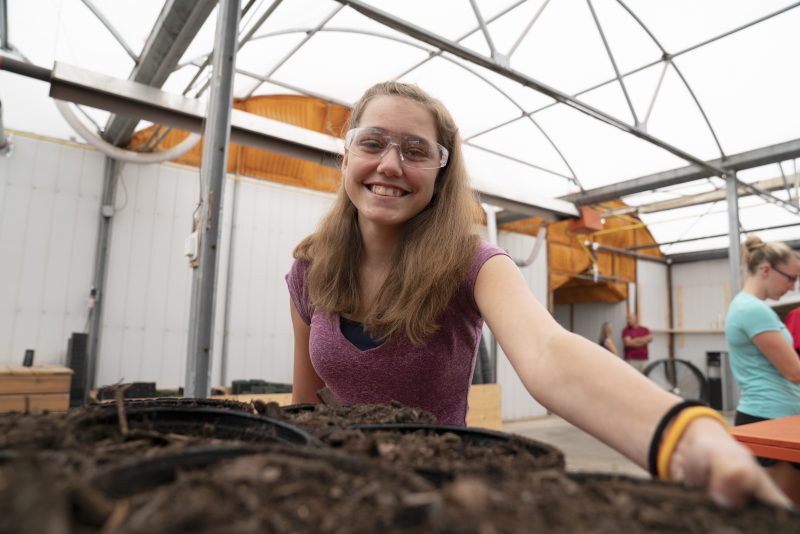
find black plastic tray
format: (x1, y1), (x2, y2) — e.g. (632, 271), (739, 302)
(90, 444), (268, 498)
(90, 441), (434, 500)
(75, 406), (320, 446)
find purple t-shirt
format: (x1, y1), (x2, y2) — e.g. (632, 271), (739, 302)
(286, 241), (507, 425)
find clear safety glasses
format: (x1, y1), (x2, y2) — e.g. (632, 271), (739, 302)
(344, 127), (449, 170)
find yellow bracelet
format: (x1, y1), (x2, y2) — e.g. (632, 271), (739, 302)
(656, 406), (729, 481)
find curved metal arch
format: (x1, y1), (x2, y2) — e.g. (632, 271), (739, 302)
(244, 4), (345, 98)
(435, 52), (580, 186)
(79, 0), (139, 64)
(586, 0), (639, 127)
(236, 26), (581, 186)
(615, 0), (725, 159)
(468, 2), (799, 159)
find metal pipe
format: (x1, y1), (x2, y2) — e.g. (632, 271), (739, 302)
(185, 0), (241, 398)
(0, 98), (11, 156)
(666, 262), (674, 361)
(337, 0), (724, 176)
(572, 273), (625, 283)
(516, 226), (547, 268)
(630, 221), (800, 251)
(586, 0), (638, 126)
(468, 0), (497, 58)
(726, 173), (742, 294)
(0, 0), (8, 50)
(220, 146), (243, 388)
(586, 242), (667, 263)
(482, 203), (499, 383)
(79, 0), (140, 63)
(244, 4), (343, 98)
(0, 54), (50, 81)
(506, 0), (550, 59)
(86, 158), (121, 390)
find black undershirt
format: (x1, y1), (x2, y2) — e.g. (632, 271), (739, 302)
(340, 317), (384, 351)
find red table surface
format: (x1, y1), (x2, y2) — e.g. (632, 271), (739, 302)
(731, 415), (800, 463)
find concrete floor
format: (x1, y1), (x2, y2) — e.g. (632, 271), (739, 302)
(503, 415), (648, 478)
(503, 411), (737, 478)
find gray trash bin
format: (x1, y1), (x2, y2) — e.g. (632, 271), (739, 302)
(706, 351), (739, 411)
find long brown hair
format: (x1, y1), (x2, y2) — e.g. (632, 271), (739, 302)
(294, 81), (480, 344)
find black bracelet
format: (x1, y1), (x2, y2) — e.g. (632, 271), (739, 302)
(647, 400), (706, 477)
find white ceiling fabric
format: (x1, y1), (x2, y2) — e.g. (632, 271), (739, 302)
(2, 0), (798, 254)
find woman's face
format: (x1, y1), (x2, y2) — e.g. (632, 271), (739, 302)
(342, 95), (440, 232)
(764, 257), (800, 300)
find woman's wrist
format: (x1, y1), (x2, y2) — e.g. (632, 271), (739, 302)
(654, 405), (729, 481)
(667, 416), (730, 483)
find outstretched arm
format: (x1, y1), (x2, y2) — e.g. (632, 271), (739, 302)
(474, 255), (790, 508)
(290, 299), (325, 403)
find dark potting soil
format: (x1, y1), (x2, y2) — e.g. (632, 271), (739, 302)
(0, 399), (297, 481)
(322, 426), (565, 479)
(436, 471), (799, 534)
(3, 450), (795, 533)
(258, 400), (438, 436)
(0, 402), (798, 533)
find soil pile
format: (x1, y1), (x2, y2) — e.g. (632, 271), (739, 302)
(0, 400), (797, 533)
(264, 400), (438, 436)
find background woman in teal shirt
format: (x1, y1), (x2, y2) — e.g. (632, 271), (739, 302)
(725, 235), (800, 501)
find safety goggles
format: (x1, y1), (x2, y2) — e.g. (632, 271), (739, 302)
(344, 127), (449, 170)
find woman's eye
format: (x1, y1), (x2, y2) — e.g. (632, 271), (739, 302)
(403, 145), (431, 160)
(358, 138), (386, 152)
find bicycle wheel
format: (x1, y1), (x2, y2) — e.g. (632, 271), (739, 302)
(643, 359), (708, 402)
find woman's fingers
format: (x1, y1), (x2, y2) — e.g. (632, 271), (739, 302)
(707, 455), (791, 508)
(672, 417), (793, 509)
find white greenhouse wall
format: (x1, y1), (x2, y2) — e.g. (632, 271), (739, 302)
(220, 178), (334, 386)
(636, 260), (670, 362)
(99, 161), (215, 388)
(0, 134), (102, 364)
(98, 161), (336, 389)
(670, 258), (730, 374)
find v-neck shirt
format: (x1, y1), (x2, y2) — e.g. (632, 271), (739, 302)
(286, 241), (507, 425)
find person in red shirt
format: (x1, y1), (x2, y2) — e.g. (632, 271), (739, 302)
(785, 306), (800, 356)
(622, 313), (653, 372)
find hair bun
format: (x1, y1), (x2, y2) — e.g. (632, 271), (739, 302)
(744, 235), (765, 250)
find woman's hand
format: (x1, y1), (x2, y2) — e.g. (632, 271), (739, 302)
(669, 417), (792, 508)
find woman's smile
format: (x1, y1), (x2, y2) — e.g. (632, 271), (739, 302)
(366, 183), (409, 198)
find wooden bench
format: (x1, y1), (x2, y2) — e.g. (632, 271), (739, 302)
(730, 414), (800, 463)
(0, 364), (73, 413)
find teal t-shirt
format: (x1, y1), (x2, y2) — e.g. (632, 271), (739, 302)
(725, 292), (800, 418)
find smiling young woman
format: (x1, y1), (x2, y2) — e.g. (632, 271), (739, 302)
(292, 83), (477, 346)
(286, 81), (794, 509)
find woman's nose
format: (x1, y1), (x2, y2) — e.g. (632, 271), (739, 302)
(377, 144), (403, 175)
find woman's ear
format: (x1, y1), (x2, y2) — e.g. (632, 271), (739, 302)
(341, 149), (349, 173)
